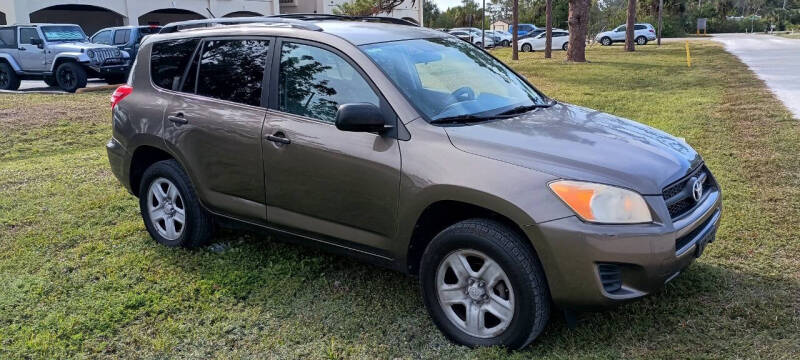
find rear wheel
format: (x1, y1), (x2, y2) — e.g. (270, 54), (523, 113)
(420, 219), (550, 349)
(502, 40), (510, 47)
(55, 62), (87, 93)
(562, 42), (569, 51)
(139, 159), (213, 248)
(521, 43), (532, 52)
(601, 37), (612, 46)
(636, 36), (647, 45)
(0, 63), (21, 91)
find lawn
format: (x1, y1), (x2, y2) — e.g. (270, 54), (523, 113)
(1, 41), (798, 359)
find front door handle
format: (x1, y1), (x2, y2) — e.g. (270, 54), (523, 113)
(167, 113), (188, 125)
(266, 133), (291, 145)
(18, 47), (26, 51)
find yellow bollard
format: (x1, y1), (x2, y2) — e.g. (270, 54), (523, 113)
(685, 40), (692, 68)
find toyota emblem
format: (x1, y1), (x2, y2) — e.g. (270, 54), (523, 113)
(691, 178), (703, 202)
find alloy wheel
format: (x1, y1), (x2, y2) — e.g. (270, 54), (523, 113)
(147, 177), (186, 240)
(58, 68), (76, 89)
(0, 71), (8, 89)
(436, 249), (515, 338)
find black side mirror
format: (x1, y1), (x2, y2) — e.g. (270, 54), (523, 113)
(30, 38), (44, 48)
(335, 103), (388, 133)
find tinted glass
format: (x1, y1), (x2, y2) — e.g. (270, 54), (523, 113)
(362, 38), (546, 122)
(93, 30), (112, 44)
(197, 39), (270, 106)
(41, 26), (85, 41)
(634, 25), (646, 30)
(113, 29), (131, 45)
(279, 42), (379, 124)
(0, 28), (15, 48)
(19, 28), (40, 44)
(136, 27), (160, 43)
(181, 50), (199, 93)
(150, 38), (200, 90)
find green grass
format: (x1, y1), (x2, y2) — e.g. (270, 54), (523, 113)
(775, 32), (800, 39)
(1, 41), (799, 359)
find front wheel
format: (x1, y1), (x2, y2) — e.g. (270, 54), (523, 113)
(521, 43), (532, 52)
(55, 62), (87, 93)
(139, 159), (213, 248)
(562, 42), (569, 51)
(420, 219), (550, 349)
(601, 37), (612, 46)
(44, 76), (59, 87)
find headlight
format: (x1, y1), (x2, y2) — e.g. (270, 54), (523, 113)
(549, 180), (652, 224)
(87, 50), (95, 58)
(114, 49), (121, 57)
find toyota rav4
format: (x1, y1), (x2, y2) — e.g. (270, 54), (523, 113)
(107, 16), (722, 349)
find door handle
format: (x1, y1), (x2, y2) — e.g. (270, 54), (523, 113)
(266, 133), (291, 145)
(18, 47), (26, 51)
(167, 113), (188, 125)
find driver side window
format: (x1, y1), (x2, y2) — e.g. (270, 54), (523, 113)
(278, 42), (379, 124)
(92, 30), (112, 45)
(616, 26), (626, 32)
(19, 28), (40, 45)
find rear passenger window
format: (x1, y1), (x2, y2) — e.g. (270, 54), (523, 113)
(113, 29), (130, 45)
(634, 25), (647, 30)
(278, 42), (379, 123)
(150, 38), (200, 90)
(196, 39), (270, 106)
(0, 28), (15, 48)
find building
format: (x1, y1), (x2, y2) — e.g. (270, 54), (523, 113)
(0, 0), (280, 35)
(279, 0), (422, 24)
(491, 20), (508, 32)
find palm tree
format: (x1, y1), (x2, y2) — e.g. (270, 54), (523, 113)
(625, 0), (637, 51)
(566, 0), (590, 62)
(512, 0), (519, 60)
(545, 0), (553, 58)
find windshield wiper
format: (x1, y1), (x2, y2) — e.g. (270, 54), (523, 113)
(429, 114), (496, 125)
(496, 100), (556, 116)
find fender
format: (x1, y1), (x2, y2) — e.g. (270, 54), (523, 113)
(49, 52), (90, 72)
(0, 53), (22, 72)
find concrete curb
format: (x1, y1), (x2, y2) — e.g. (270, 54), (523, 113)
(0, 84), (120, 95)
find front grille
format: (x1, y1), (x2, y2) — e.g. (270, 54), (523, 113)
(92, 48), (117, 63)
(662, 164), (715, 219)
(597, 263), (622, 293)
(675, 210), (717, 253)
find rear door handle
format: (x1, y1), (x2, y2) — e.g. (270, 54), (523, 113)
(168, 113), (188, 125)
(266, 133), (291, 145)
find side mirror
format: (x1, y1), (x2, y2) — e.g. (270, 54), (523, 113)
(335, 103), (387, 133)
(31, 38), (44, 48)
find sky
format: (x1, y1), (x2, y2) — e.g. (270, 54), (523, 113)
(430, 0), (465, 10)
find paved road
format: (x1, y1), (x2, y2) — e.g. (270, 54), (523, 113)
(17, 79), (111, 92)
(713, 33), (800, 119)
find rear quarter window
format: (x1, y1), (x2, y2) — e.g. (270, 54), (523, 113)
(0, 28), (15, 48)
(114, 29), (131, 45)
(150, 38), (200, 90)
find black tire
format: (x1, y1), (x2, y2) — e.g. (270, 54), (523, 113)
(55, 62), (87, 93)
(636, 36), (647, 45)
(420, 219), (550, 349)
(43, 77), (59, 87)
(502, 40), (510, 47)
(0, 62), (21, 91)
(562, 42), (569, 51)
(601, 37), (612, 46)
(105, 74), (127, 85)
(522, 43), (532, 52)
(138, 159), (213, 248)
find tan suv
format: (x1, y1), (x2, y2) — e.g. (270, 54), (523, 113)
(107, 16), (722, 349)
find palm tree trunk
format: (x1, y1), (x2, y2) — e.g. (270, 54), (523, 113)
(545, 0), (553, 58)
(625, 0), (637, 51)
(566, 0), (590, 62)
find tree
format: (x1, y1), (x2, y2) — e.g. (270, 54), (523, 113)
(333, 0), (417, 16)
(424, 1), (441, 27)
(545, 0), (553, 58)
(513, 0), (520, 60)
(566, 0), (590, 62)
(625, 0), (637, 51)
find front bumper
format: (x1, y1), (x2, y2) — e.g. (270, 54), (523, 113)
(526, 186), (722, 310)
(88, 58), (131, 75)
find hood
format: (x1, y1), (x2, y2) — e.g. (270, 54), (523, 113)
(443, 103), (702, 195)
(48, 42), (118, 52)
(595, 31), (612, 39)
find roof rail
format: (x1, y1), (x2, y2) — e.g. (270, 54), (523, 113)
(158, 17), (323, 34)
(270, 13), (419, 27)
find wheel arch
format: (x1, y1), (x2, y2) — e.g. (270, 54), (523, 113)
(129, 144), (176, 196)
(50, 54), (87, 72)
(0, 53), (21, 72)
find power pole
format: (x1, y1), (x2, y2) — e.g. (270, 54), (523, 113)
(657, 0), (663, 45)
(512, 0), (519, 60)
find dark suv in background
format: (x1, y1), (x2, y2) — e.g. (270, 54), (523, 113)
(91, 25), (161, 78)
(107, 16), (722, 349)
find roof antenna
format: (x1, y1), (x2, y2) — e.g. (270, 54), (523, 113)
(206, 8), (216, 18)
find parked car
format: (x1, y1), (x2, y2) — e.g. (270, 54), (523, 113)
(518, 29), (570, 52)
(0, 24), (131, 92)
(519, 29), (545, 40)
(448, 29), (495, 48)
(508, 23), (537, 36)
(486, 30), (512, 46)
(108, 16), (722, 349)
(91, 25), (161, 68)
(595, 23), (657, 46)
(450, 27), (500, 46)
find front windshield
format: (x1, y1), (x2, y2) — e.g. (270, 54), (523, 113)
(361, 37), (546, 122)
(41, 26), (86, 42)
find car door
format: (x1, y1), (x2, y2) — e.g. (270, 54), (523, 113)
(112, 29), (132, 53)
(17, 27), (46, 71)
(262, 39), (401, 254)
(159, 37), (273, 223)
(612, 26), (626, 41)
(91, 30), (112, 45)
